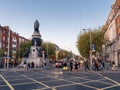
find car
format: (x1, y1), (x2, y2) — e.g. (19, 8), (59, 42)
(55, 61), (63, 68)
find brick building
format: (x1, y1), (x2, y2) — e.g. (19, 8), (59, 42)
(0, 25), (29, 59)
(103, 0), (120, 66)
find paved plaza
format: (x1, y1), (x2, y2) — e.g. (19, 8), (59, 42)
(0, 67), (120, 90)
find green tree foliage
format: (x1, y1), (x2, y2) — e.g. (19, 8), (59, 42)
(41, 42), (56, 59)
(19, 41), (31, 58)
(58, 50), (72, 59)
(0, 48), (5, 57)
(77, 27), (106, 57)
(58, 50), (67, 59)
(18, 40), (57, 59)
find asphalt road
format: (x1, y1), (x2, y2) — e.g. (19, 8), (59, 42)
(0, 67), (120, 90)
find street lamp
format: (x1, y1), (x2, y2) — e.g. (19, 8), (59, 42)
(83, 29), (92, 70)
(7, 28), (10, 69)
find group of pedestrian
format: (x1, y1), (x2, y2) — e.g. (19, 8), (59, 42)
(27, 61), (35, 69)
(62, 58), (90, 72)
(92, 57), (118, 71)
(18, 59), (47, 70)
(65, 60), (80, 71)
(111, 61), (117, 71)
(62, 56), (118, 72)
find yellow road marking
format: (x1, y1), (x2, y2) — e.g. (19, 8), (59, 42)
(53, 83), (77, 88)
(97, 73), (120, 90)
(30, 71), (100, 89)
(48, 75), (99, 90)
(71, 75), (104, 81)
(71, 75), (112, 85)
(101, 84), (119, 90)
(11, 82), (37, 86)
(104, 76), (120, 85)
(97, 73), (120, 85)
(25, 70), (112, 90)
(22, 75), (56, 90)
(0, 74), (14, 90)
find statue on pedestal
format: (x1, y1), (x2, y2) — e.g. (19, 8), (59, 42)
(31, 20), (42, 47)
(34, 20), (39, 33)
(31, 38), (42, 46)
(23, 20), (42, 58)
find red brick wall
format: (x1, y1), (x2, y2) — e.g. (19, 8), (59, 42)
(0, 26), (29, 57)
(115, 15), (120, 35)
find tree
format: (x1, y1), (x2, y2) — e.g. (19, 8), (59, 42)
(58, 50), (72, 59)
(19, 41), (31, 58)
(0, 48), (5, 57)
(18, 40), (57, 59)
(77, 27), (107, 57)
(41, 42), (56, 59)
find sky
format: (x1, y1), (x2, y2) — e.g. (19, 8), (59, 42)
(0, 0), (114, 55)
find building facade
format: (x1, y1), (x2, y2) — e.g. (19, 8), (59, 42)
(103, 0), (120, 66)
(0, 25), (29, 59)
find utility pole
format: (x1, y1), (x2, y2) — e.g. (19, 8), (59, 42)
(7, 28), (10, 69)
(83, 29), (92, 71)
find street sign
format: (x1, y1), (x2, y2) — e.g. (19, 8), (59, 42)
(91, 44), (95, 52)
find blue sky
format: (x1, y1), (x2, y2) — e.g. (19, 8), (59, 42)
(0, 0), (114, 55)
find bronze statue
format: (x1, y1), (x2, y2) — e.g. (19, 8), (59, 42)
(34, 20), (39, 33)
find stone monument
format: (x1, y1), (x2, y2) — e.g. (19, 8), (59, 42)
(22, 20), (43, 67)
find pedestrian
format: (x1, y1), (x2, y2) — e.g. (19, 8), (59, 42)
(101, 60), (105, 70)
(74, 61), (78, 71)
(106, 61), (110, 70)
(31, 61), (34, 69)
(111, 61), (117, 71)
(70, 61), (73, 71)
(63, 62), (68, 71)
(94, 58), (99, 71)
(84, 59), (90, 71)
(28, 63), (31, 69)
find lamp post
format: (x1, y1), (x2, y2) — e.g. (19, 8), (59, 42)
(83, 29), (92, 70)
(7, 28), (10, 69)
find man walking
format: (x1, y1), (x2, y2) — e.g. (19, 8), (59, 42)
(84, 58), (90, 71)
